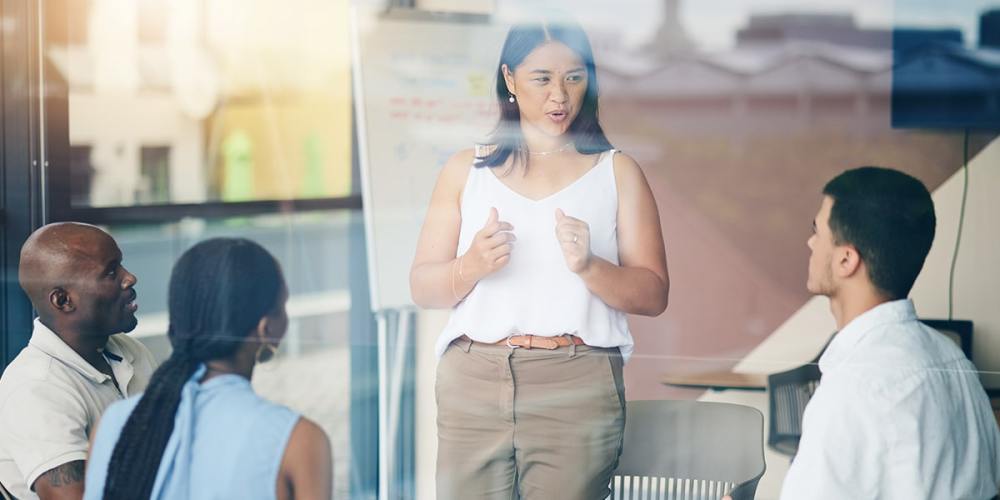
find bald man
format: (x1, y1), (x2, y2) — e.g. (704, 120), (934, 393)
(0, 223), (156, 500)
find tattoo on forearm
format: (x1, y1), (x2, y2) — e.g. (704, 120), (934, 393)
(41, 461), (85, 487)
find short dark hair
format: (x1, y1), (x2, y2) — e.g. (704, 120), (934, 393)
(823, 166), (936, 299)
(476, 21), (613, 168)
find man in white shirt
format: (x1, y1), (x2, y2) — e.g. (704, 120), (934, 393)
(0, 223), (156, 500)
(778, 167), (1000, 499)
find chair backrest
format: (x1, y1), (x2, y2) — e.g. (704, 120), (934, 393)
(610, 400), (766, 500)
(766, 363), (821, 457)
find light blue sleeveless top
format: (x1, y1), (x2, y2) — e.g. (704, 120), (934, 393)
(84, 365), (300, 500)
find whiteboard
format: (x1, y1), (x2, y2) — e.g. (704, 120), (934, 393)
(351, 7), (507, 311)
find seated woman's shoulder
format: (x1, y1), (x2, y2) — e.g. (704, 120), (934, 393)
(283, 417), (332, 468)
(291, 417), (328, 442)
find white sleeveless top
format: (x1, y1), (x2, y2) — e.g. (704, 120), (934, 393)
(436, 149), (633, 361)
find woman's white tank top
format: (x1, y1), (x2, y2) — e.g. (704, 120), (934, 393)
(436, 149), (633, 361)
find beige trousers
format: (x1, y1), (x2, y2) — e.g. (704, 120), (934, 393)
(436, 337), (626, 500)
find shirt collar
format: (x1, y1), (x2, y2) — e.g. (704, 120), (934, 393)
(104, 333), (135, 364)
(818, 298), (917, 373)
(28, 318), (114, 384)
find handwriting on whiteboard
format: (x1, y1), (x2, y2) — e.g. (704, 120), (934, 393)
(386, 96), (494, 124)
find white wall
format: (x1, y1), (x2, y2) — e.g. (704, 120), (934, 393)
(911, 137), (1000, 386)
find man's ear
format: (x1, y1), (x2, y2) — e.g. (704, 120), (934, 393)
(834, 244), (862, 279)
(502, 64), (516, 96)
(48, 287), (75, 313)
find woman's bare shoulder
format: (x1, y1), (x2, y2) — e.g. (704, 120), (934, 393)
(610, 150), (641, 171)
(279, 417), (332, 500)
(451, 147), (479, 166)
(610, 151), (650, 187)
(285, 417), (330, 461)
(436, 148), (479, 189)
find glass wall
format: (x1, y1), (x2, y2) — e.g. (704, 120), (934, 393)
(1, 0), (996, 499)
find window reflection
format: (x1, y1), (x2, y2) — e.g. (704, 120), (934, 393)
(47, 0), (354, 207)
(573, 2), (998, 403)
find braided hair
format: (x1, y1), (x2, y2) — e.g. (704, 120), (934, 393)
(101, 238), (284, 499)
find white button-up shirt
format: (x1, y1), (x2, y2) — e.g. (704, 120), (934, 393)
(0, 319), (156, 500)
(780, 299), (1000, 500)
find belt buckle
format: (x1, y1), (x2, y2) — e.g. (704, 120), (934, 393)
(505, 335), (521, 349)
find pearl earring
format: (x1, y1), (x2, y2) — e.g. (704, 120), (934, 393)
(508, 94), (516, 103)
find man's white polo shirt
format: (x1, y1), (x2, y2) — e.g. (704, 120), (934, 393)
(0, 319), (156, 499)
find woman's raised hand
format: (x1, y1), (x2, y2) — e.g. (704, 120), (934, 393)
(461, 207), (515, 282)
(555, 208), (592, 274)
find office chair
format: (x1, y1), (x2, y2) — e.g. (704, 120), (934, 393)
(610, 400), (766, 500)
(766, 361), (822, 457)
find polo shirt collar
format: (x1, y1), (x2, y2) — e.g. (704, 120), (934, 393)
(28, 318), (114, 384)
(104, 333), (135, 364)
(819, 298), (917, 373)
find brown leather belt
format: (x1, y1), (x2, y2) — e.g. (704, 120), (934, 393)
(461, 334), (586, 350)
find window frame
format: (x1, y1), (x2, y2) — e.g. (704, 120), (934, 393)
(41, 0), (363, 227)
(1, 0), (46, 370)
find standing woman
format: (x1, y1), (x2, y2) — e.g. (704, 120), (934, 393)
(84, 238), (332, 500)
(411, 21), (669, 500)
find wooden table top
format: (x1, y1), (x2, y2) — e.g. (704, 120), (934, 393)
(661, 370), (768, 392)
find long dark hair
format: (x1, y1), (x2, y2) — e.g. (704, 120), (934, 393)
(476, 21), (614, 168)
(101, 238), (284, 499)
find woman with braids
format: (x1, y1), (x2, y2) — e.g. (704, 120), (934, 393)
(83, 238), (332, 500)
(410, 21), (669, 499)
